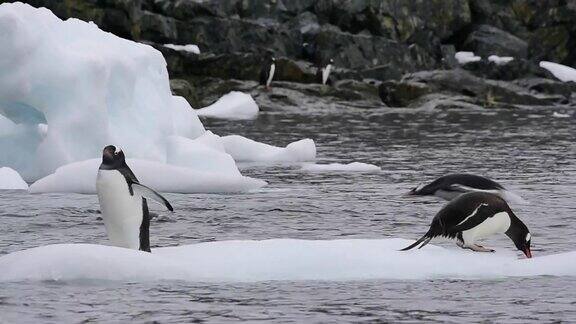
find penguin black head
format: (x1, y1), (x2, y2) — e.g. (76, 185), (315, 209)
(101, 145), (124, 169)
(506, 216), (532, 258)
(407, 184), (433, 196)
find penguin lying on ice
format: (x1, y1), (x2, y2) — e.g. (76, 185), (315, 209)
(402, 192), (532, 258)
(96, 145), (173, 252)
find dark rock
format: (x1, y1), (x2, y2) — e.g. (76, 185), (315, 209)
(515, 78), (576, 100)
(463, 25), (528, 58)
(139, 10), (177, 42)
(462, 58), (546, 81)
(170, 79), (198, 106)
(440, 45), (458, 69)
(378, 81), (431, 107)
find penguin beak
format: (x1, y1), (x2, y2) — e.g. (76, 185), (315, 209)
(523, 248), (532, 258)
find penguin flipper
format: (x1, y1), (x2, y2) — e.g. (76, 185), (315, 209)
(131, 183), (174, 212)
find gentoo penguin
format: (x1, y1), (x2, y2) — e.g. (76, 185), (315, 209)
(316, 58), (334, 85)
(407, 173), (525, 203)
(96, 145), (173, 252)
(259, 56), (276, 90)
(401, 192), (532, 258)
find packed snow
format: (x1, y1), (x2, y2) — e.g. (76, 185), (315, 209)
(196, 92), (259, 120)
(488, 55), (514, 65)
(29, 158), (265, 194)
(539, 61), (576, 82)
(301, 162), (381, 172)
(0, 239), (574, 283)
(455, 51), (481, 64)
(163, 43), (200, 54)
(222, 136), (316, 162)
(0, 167), (28, 190)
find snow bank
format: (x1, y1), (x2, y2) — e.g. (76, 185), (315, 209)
(0, 167), (28, 190)
(29, 158), (265, 194)
(196, 91), (259, 120)
(222, 136), (316, 162)
(455, 51), (481, 64)
(539, 61), (576, 82)
(302, 162), (381, 172)
(0, 239), (574, 283)
(488, 55), (514, 65)
(163, 44), (200, 54)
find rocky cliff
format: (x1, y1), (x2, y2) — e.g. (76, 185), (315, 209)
(4, 0), (576, 109)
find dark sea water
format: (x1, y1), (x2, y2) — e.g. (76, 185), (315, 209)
(1, 105), (575, 323)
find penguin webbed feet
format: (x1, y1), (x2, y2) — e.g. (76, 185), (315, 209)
(457, 241), (495, 253)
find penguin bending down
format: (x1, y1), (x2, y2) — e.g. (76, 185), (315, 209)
(259, 56), (276, 90)
(316, 58), (334, 85)
(96, 145), (173, 252)
(407, 173), (524, 203)
(401, 192), (532, 258)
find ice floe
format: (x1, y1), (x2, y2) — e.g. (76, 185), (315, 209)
(301, 162), (381, 172)
(196, 91), (259, 120)
(0, 167), (28, 190)
(222, 136), (316, 162)
(0, 239), (574, 283)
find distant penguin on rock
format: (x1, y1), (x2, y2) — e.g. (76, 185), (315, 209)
(316, 58), (333, 85)
(407, 173), (526, 204)
(259, 56), (276, 90)
(96, 145), (173, 252)
(402, 192), (532, 258)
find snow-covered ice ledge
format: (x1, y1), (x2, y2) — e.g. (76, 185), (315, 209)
(0, 239), (574, 283)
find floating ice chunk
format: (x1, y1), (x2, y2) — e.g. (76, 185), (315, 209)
(488, 55), (514, 65)
(163, 43), (200, 54)
(552, 111), (571, 118)
(29, 158), (266, 194)
(539, 61), (576, 82)
(301, 162), (381, 172)
(455, 51), (481, 64)
(0, 167), (28, 190)
(166, 132), (240, 176)
(222, 136), (316, 162)
(0, 239), (574, 283)
(196, 91), (259, 120)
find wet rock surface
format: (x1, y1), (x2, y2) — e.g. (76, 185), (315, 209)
(6, 0), (576, 109)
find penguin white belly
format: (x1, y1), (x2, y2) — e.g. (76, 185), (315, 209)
(96, 170), (143, 250)
(267, 64), (275, 87)
(461, 212), (511, 244)
(322, 64), (331, 85)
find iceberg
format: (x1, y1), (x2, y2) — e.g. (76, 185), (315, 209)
(196, 91), (259, 120)
(0, 239), (574, 283)
(222, 136), (316, 162)
(0, 167), (28, 190)
(301, 162), (381, 172)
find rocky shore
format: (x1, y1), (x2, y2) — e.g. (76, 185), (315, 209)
(7, 0), (576, 109)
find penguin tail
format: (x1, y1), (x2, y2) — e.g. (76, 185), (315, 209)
(400, 232), (433, 251)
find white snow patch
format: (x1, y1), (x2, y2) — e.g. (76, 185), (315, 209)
(196, 91), (259, 120)
(539, 61), (576, 82)
(222, 136), (316, 162)
(0, 167), (28, 190)
(552, 111), (571, 118)
(0, 239), (574, 283)
(488, 55), (514, 65)
(301, 162), (381, 172)
(29, 158), (265, 194)
(163, 43), (200, 54)
(455, 51), (481, 64)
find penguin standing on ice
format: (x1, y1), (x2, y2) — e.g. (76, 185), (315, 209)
(96, 145), (173, 252)
(401, 192), (532, 258)
(407, 173), (524, 203)
(316, 58), (334, 85)
(259, 56), (276, 90)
